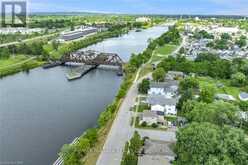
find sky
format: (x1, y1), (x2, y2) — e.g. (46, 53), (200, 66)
(21, 0), (248, 15)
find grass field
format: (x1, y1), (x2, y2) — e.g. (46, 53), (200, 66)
(0, 55), (44, 77)
(197, 76), (244, 99)
(151, 44), (177, 62)
(0, 55), (28, 66)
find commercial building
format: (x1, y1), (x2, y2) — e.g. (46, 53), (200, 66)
(59, 26), (98, 42)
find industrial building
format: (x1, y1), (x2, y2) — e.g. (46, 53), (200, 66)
(59, 26), (98, 42)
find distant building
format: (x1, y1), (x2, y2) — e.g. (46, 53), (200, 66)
(215, 94), (236, 101)
(136, 17), (151, 23)
(0, 27), (43, 34)
(239, 92), (248, 101)
(59, 26), (98, 42)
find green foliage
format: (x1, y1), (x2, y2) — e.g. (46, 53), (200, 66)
(238, 101), (248, 112)
(141, 121), (147, 127)
(179, 77), (199, 93)
(236, 35), (247, 48)
(158, 53), (232, 79)
(177, 88), (194, 111)
(152, 67), (165, 82)
(0, 48), (10, 59)
(221, 33), (232, 40)
(186, 101), (240, 126)
(231, 72), (247, 87)
(175, 123), (248, 165)
(193, 30), (214, 39)
(199, 85), (216, 103)
(151, 123), (158, 128)
(121, 131), (143, 165)
(138, 79), (150, 94)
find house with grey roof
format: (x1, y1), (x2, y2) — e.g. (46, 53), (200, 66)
(148, 81), (179, 98)
(165, 71), (185, 80)
(139, 111), (165, 126)
(138, 139), (175, 165)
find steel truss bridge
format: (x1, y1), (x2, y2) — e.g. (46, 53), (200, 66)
(61, 50), (124, 67)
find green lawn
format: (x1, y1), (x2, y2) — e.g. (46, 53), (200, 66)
(0, 55), (44, 77)
(0, 55), (28, 67)
(197, 76), (243, 99)
(151, 44), (177, 62)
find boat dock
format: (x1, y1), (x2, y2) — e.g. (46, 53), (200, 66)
(66, 65), (98, 80)
(43, 61), (63, 69)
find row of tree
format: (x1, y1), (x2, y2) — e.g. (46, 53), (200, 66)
(121, 131), (143, 165)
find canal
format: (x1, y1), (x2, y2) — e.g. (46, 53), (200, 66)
(0, 26), (168, 165)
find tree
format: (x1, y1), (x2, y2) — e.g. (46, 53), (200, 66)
(236, 35), (247, 48)
(231, 72), (247, 87)
(199, 85), (216, 103)
(77, 138), (90, 155)
(129, 131), (143, 154)
(221, 33), (232, 40)
(152, 67), (165, 82)
(84, 128), (98, 146)
(151, 123), (158, 128)
(181, 100), (197, 115)
(186, 101), (239, 126)
(179, 77), (199, 93)
(175, 123), (248, 165)
(177, 88), (194, 111)
(52, 40), (60, 50)
(0, 48), (10, 59)
(138, 79), (150, 94)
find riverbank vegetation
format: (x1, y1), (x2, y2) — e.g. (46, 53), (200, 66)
(58, 25), (181, 165)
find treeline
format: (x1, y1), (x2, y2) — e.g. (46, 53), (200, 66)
(58, 25), (180, 164)
(0, 33), (45, 44)
(121, 131), (143, 165)
(158, 52), (248, 79)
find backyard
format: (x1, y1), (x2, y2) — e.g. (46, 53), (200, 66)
(197, 76), (245, 99)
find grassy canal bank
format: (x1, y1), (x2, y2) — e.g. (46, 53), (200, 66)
(0, 55), (45, 78)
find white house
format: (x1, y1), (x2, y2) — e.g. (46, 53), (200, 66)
(147, 95), (178, 116)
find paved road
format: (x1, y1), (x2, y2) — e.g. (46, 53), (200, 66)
(96, 82), (138, 165)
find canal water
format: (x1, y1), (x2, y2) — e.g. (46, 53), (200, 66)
(0, 26), (168, 165)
